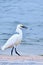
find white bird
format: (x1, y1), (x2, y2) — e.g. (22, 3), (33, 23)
(1, 24), (27, 56)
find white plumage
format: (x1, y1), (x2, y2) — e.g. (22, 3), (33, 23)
(1, 24), (27, 56)
(1, 34), (22, 50)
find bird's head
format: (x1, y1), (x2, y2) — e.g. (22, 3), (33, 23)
(16, 24), (27, 33)
(17, 24), (27, 29)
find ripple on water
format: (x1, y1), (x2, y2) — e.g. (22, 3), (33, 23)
(0, 60), (43, 65)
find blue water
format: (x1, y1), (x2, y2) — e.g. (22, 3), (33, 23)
(0, 61), (43, 65)
(0, 0), (43, 64)
(0, 60), (43, 65)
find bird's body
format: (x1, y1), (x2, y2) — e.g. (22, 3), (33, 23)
(1, 24), (27, 56)
(1, 30), (22, 50)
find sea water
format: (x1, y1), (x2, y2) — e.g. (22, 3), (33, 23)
(0, 0), (43, 64)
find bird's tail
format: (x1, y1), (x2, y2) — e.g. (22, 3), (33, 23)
(0, 46), (5, 50)
(0, 48), (1, 50)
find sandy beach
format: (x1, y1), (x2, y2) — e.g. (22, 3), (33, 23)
(0, 55), (43, 62)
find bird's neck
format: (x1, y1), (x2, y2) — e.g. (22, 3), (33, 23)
(16, 28), (22, 35)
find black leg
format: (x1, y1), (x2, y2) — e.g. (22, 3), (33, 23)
(15, 48), (21, 56)
(11, 47), (14, 55)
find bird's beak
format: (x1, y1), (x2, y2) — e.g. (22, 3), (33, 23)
(22, 26), (28, 29)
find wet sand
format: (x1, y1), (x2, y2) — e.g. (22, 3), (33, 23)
(0, 55), (43, 62)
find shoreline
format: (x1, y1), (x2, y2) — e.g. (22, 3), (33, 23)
(0, 55), (43, 62)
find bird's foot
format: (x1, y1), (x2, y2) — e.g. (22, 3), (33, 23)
(15, 48), (21, 56)
(11, 47), (14, 55)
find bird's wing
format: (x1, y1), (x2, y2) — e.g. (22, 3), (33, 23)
(1, 34), (19, 50)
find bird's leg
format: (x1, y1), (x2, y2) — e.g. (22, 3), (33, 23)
(15, 48), (21, 56)
(11, 47), (14, 55)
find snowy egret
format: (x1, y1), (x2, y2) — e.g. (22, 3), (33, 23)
(1, 24), (27, 56)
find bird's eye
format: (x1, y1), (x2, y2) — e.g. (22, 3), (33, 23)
(21, 26), (27, 29)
